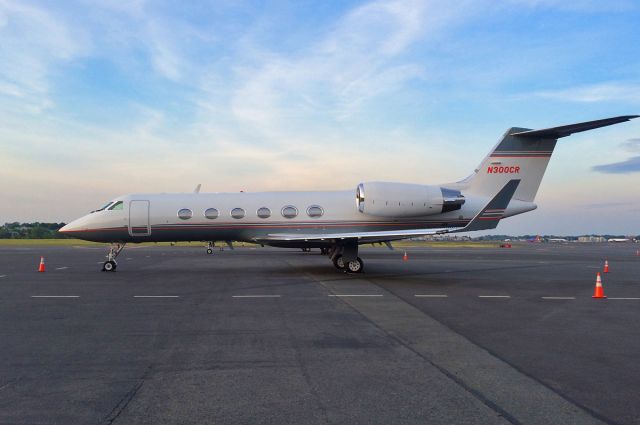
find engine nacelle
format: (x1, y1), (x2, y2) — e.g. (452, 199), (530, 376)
(356, 182), (464, 217)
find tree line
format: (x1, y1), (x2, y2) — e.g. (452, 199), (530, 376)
(1, 222), (69, 239)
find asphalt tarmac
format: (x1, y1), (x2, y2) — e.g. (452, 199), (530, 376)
(0, 242), (638, 425)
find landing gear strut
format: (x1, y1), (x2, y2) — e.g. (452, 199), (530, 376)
(206, 241), (214, 255)
(102, 243), (125, 272)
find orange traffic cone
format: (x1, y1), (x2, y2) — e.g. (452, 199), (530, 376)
(592, 272), (606, 299)
(403, 251), (408, 261)
(38, 256), (46, 273)
(603, 260), (609, 273)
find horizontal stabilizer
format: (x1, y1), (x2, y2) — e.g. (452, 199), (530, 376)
(512, 115), (639, 139)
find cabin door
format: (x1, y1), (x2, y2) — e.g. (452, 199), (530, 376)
(129, 200), (151, 237)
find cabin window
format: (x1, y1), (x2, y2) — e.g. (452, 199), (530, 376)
(108, 201), (123, 210)
(204, 208), (219, 219)
(178, 208), (193, 220)
(306, 205), (324, 218)
(257, 207), (271, 219)
(231, 208), (246, 219)
(281, 205), (298, 219)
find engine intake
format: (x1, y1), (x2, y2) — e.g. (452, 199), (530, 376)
(356, 182), (464, 217)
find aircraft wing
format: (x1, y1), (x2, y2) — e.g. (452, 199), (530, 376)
(258, 179), (520, 244)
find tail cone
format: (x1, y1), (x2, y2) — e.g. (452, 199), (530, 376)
(38, 256), (46, 273)
(592, 272), (606, 299)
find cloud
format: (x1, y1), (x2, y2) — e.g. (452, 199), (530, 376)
(504, 0), (636, 12)
(592, 138), (640, 174)
(230, 0), (475, 132)
(592, 156), (640, 173)
(622, 138), (640, 152)
(584, 201), (636, 208)
(533, 82), (640, 103)
(0, 1), (89, 112)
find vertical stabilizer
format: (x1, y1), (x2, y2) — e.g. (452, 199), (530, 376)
(461, 128), (556, 202)
(457, 115), (638, 202)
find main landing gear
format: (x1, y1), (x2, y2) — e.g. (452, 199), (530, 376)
(332, 255), (364, 273)
(328, 241), (364, 273)
(206, 241), (214, 255)
(102, 243), (126, 272)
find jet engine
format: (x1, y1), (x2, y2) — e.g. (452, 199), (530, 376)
(356, 182), (465, 217)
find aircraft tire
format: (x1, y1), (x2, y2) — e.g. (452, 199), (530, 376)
(332, 255), (346, 270)
(346, 257), (364, 273)
(206, 248), (213, 255)
(102, 260), (117, 272)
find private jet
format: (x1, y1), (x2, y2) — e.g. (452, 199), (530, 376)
(59, 115), (638, 272)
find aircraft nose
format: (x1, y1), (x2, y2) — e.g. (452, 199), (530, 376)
(58, 218), (82, 234)
(58, 222), (72, 234)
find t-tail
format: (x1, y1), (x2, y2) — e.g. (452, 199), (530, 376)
(458, 115), (639, 202)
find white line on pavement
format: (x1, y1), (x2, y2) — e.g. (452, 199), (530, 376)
(541, 297), (576, 300)
(55, 267), (68, 270)
(478, 295), (511, 298)
(415, 294), (448, 298)
(608, 297), (640, 300)
(133, 295), (180, 298)
(232, 295), (281, 298)
(0, 275), (6, 278)
(328, 294), (383, 297)
(31, 295), (79, 298)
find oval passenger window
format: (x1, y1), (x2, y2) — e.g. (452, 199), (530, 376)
(231, 208), (246, 219)
(178, 208), (193, 220)
(257, 207), (271, 219)
(306, 205), (324, 218)
(281, 205), (298, 219)
(204, 208), (219, 219)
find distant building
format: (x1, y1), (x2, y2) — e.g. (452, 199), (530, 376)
(578, 236), (606, 243)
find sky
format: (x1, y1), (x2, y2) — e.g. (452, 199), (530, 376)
(0, 0), (639, 235)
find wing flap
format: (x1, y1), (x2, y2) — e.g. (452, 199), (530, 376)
(257, 226), (454, 242)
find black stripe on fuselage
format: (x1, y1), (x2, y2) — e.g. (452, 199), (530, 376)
(63, 219), (471, 243)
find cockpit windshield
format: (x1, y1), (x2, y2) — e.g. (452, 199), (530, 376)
(93, 201), (113, 213)
(108, 201), (123, 210)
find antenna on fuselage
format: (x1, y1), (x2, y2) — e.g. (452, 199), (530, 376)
(193, 184), (201, 194)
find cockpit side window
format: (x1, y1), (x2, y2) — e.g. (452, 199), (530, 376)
(108, 201), (124, 210)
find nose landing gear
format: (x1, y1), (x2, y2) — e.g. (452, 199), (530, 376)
(206, 241), (214, 255)
(102, 243), (126, 272)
